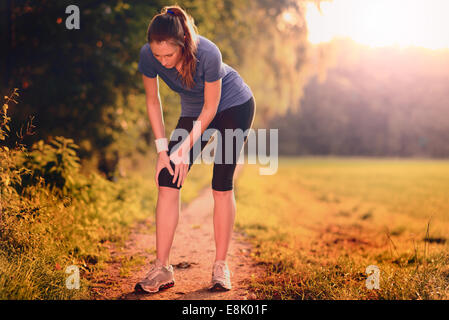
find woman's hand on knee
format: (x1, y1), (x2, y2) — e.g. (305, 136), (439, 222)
(171, 162), (189, 188)
(169, 145), (190, 188)
(155, 151), (174, 187)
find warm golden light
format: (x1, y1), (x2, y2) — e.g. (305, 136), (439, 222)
(306, 0), (449, 49)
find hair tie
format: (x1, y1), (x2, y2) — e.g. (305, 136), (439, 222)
(167, 9), (175, 15)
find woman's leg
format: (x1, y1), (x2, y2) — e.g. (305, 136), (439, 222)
(155, 117), (215, 266)
(155, 186), (180, 266)
(211, 97), (256, 263)
(135, 184), (179, 293)
(212, 189), (236, 262)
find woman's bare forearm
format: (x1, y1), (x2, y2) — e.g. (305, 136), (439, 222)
(146, 99), (166, 141)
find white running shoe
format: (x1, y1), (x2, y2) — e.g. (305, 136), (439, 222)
(209, 260), (232, 291)
(134, 259), (175, 293)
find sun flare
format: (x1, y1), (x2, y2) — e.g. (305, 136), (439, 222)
(305, 0), (449, 49)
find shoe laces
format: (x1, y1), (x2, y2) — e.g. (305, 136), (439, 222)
(213, 261), (232, 280)
(145, 260), (167, 279)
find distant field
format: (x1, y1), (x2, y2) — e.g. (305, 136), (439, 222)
(234, 156), (449, 299)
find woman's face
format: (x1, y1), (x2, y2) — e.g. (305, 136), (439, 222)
(150, 40), (182, 69)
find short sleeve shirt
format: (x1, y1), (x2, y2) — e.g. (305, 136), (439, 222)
(138, 35), (253, 117)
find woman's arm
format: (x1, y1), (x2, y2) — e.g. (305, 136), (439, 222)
(180, 78), (222, 152)
(143, 74), (176, 186)
(142, 74), (166, 143)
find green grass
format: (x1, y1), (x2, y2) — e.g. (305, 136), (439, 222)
(281, 156), (449, 222)
(234, 156), (449, 299)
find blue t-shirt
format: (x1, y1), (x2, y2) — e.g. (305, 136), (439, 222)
(138, 35), (253, 117)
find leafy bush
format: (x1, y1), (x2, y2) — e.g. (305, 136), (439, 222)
(18, 137), (82, 197)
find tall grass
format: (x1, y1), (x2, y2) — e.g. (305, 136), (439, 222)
(235, 157), (449, 299)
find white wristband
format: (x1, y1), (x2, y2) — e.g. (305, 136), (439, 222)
(154, 138), (168, 153)
(155, 138), (168, 153)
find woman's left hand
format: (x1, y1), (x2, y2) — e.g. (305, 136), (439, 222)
(169, 143), (191, 188)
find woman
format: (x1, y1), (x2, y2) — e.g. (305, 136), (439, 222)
(134, 5), (256, 293)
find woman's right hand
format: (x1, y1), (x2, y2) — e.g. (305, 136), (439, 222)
(155, 151), (175, 188)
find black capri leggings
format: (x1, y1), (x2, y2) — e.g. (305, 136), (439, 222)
(158, 96), (256, 191)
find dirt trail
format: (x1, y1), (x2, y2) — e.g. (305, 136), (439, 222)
(90, 164), (264, 300)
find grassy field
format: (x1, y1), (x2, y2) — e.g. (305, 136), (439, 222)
(234, 156), (449, 299)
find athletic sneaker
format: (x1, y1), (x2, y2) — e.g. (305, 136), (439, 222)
(209, 260), (232, 291)
(134, 259), (175, 293)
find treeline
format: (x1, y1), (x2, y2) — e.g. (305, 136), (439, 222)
(270, 38), (449, 157)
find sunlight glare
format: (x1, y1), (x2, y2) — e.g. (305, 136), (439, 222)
(305, 0), (449, 49)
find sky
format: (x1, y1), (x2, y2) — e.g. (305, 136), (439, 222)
(305, 0), (449, 49)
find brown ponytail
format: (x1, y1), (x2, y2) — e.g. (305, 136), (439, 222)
(147, 5), (199, 89)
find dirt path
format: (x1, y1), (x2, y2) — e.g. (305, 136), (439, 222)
(90, 164), (264, 300)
